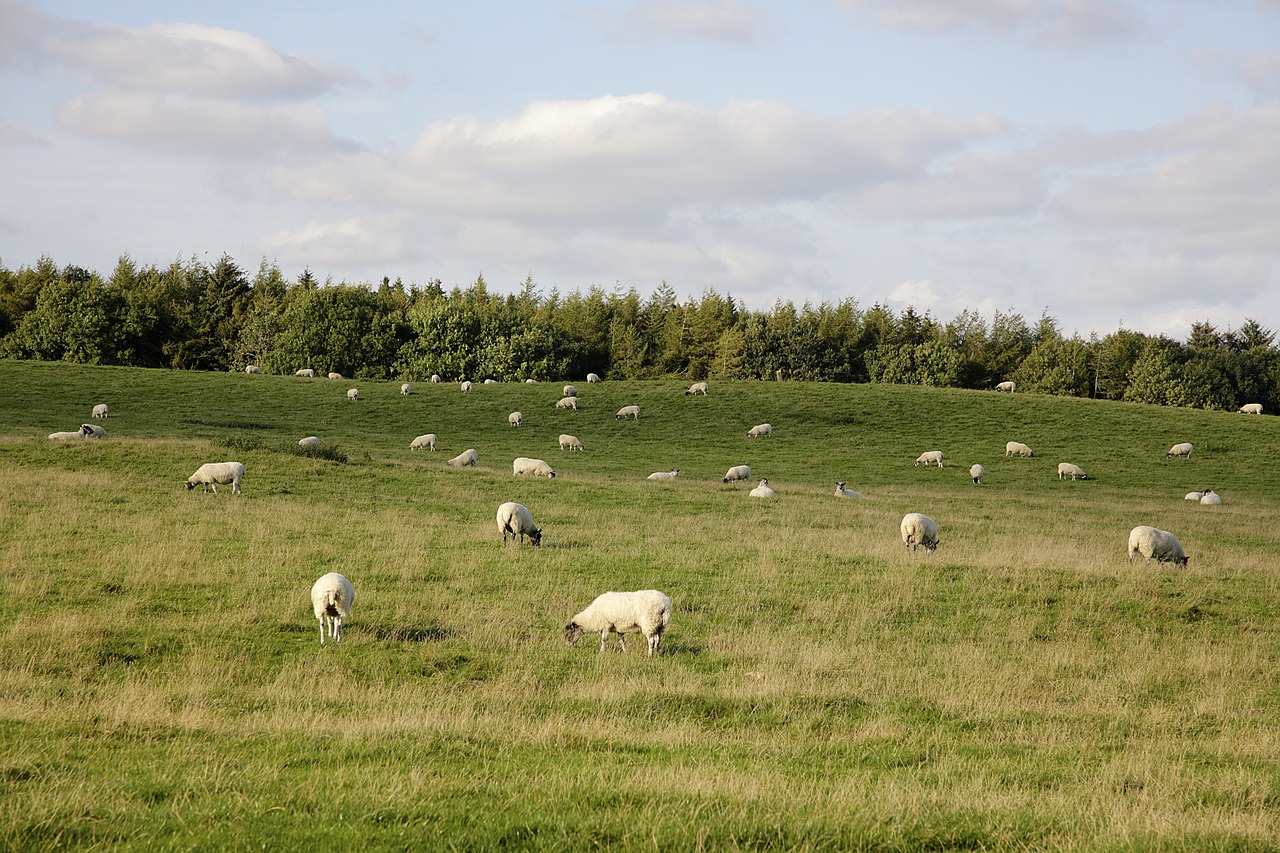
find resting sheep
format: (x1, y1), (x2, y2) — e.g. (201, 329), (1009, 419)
(411, 434), (438, 451)
(563, 385), (577, 397)
(513, 457), (556, 478)
(1184, 491), (1203, 502)
(1167, 442), (1193, 461)
(834, 481), (861, 499)
(80, 424), (107, 438)
(565, 590), (672, 656)
(245, 365), (261, 374)
(347, 388), (359, 401)
(559, 434), (584, 451)
(555, 397), (578, 410)
(92, 404), (109, 418)
(1128, 526), (1189, 568)
(995, 381), (1016, 393)
(49, 427), (91, 440)
(310, 572), (355, 645)
(185, 461), (245, 495)
(1238, 403), (1263, 414)
(496, 501), (542, 546)
(587, 373), (602, 383)
(915, 450), (944, 467)
(970, 464), (985, 485)
(447, 448), (478, 467)
(525, 378), (538, 384)
(901, 513), (939, 552)
(1200, 489), (1222, 505)
(328, 372), (343, 380)
(1057, 462), (1087, 481)
(686, 382), (708, 396)
(648, 470), (679, 481)
(749, 478), (776, 498)
(298, 436), (320, 448)
(509, 411), (523, 427)
(616, 405), (640, 420)
(484, 379), (498, 384)
(747, 423), (772, 438)
(401, 383), (411, 395)
(295, 369), (315, 378)
(460, 380), (472, 394)
(1005, 441), (1033, 458)
(722, 465), (750, 484)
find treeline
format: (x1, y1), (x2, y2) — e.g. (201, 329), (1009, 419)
(2, 254), (1278, 412)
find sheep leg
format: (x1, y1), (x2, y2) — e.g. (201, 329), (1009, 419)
(334, 617), (342, 643)
(599, 630), (609, 653)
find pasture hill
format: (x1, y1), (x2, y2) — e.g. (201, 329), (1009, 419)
(1, 358), (1278, 851)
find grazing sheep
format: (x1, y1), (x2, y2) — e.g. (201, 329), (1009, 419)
(587, 373), (602, 383)
(80, 424), (107, 438)
(555, 397), (578, 410)
(509, 411), (523, 427)
(328, 372), (343, 380)
(1200, 489), (1222, 505)
(401, 383), (411, 395)
(245, 365), (261, 374)
(185, 461), (245, 495)
(460, 380), (472, 394)
(310, 572), (355, 645)
(48, 427), (91, 440)
(496, 501), (542, 546)
(1057, 462), (1087, 481)
(686, 382), (708, 396)
(1128, 526), (1189, 568)
(447, 448), (478, 467)
(484, 379), (498, 384)
(431, 374), (441, 383)
(410, 434), (438, 451)
(616, 405), (640, 420)
(970, 464), (985, 485)
(92, 404), (109, 419)
(1184, 491), (1204, 502)
(298, 436), (320, 448)
(1167, 442), (1193, 461)
(295, 369), (315, 378)
(901, 513), (939, 552)
(1238, 403), (1263, 414)
(834, 481), (861, 499)
(722, 465), (751, 484)
(563, 385), (577, 397)
(749, 478), (777, 498)
(1005, 441), (1033, 458)
(513, 457), (556, 478)
(565, 590), (672, 656)
(558, 434), (584, 451)
(347, 388), (359, 401)
(747, 423), (773, 438)
(995, 381), (1016, 393)
(648, 470), (679, 481)
(915, 450), (944, 467)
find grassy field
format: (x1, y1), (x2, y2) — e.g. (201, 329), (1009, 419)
(1, 359), (1279, 851)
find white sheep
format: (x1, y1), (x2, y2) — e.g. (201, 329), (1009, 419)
(722, 465), (750, 484)
(565, 590), (672, 656)
(92, 404), (109, 419)
(995, 381), (1016, 393)
(555, 397), (578, 410)
(563, 385), (577, 397)
(915, 450), (944, 467)
(1128, 526), (1189, 568)
(901, 512), (939, 552)
(411, 434), (438, 451)
(310, 572), (355, 645)
(295, 369), (315, 378)
(970, 464), (985, 485)
(430, 374), (441, 383)
(1200, 489), (1222, 505)
(1057, 462), (1087, 481)
(1184, 491), (1203, 502)
(185, 461), (245, 494)
(587, 373), (602, 383)
(509, 411), (523, 427)
(1005, 441), (1033, 458)
(513, 457), (556, 478)
(747, 423), (773, 438)
(298, 436), (320, 448)
(460, 380), (472, 393)
(245, 365), (261, 375)
(80, 423), (107, 438)
(686, 382), (708, 396)
(558, 434), (584, 451)
(347, 388), (359, 401)
(525, 378), (538, 384)
(328, 372), (343, 380)
(749, 478), (777, 498)
(447, 448), (478, 467)
(834, 481), (861, 499)
(1238, 403), (1263, 414)
(401, 383), (411, 395)
(648, 470), (679, 481)
(48, 427), (91, 440)
(616, 405), (640, 420)
(484, 379), (498, 384)
(1167, 442), (1193, 461)
(496, 501), (542, 546)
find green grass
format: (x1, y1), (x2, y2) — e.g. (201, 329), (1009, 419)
(2, 359), (1279, 850)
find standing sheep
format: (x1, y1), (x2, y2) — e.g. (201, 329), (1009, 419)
(565, 590), (672, 656)
(295, 369), (315, 378)
(901, 513), (939, 552)
(970, 464), (985, 485)
(513, 457), (556, 478)
(298, 436), (320, 448)
(555, 397), (578, 410)
(496, 501), (542, 546)
(1005, 441), (1033, 458)
(1127, 526), (1189, 567)
(686, 382), (708, 396)
(558, 434), (584, 451)
(245, 365), (261, 374)
(401, 383), (411, 395)
(747, 423), (773, 438)
(411, 434), (438, 451)
(509, 412), (523, 427)
(347, 388), (359, 401)
(648, 470), (679, 481)
(995, 381), (1016, 393)
(834, 482), (861, 499)
(1057, 462), (1087, 481)
(430, 374), (441, 383)
(185, 461), (245, 494)
(1238, 403), (1263, 414)
(447, 448), (478, 467)
(328, 372), (343, 380)
(563, 385), (577, 397)
(92, 404), (109, 419)
(310, 572), (355, 645)
(1167, 442), (1193, 461)
(460, 380), (473, 393)
(915, 450), (944, 467)
(586, 373), (602, 383)
(722, 465), (750, 484)
(616, 405), (640, 420)
(749, 478), (777, 498)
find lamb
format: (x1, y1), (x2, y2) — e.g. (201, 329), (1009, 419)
(310, 572), (355, 645)
(563, 385), (577, 397)
(298, 436), (320, 448)
(565, 590), (672, 656)
(1057, 462), (1087, 481)
(513, 457), (556, 478)
(48, 427), (91, 440)
(1005, 441), (1033, 458)
(900, 512), (939, 552)
(245, 365), (261, 374)
(558, 434), (584, 451)
(496, 501), (542, 546)
(347, 388), (359, 401)
(295, 369), (315, 378)
(747, 423), (772, 438)
(749, 478), (777, 498)
(1127, 526), (1189, 568)
(648, 470), (679, 481)
(555, 397), (578, 410)
(586, 373), (602, 383)
(616, 405), (640, 420)
(328, 372), (343, 380)
(185, 461), (245, 494)
(80, 423), (107, 438)
(509, 411), (523, 427)
(410, 434), (438, 451)
(400, 383), (411, 395)
(1167, 442), (1193, 461)
(92, 404), (109, 419)
(447, 448), (478, 467)
(1238, 403), (1263, 414)
(915, 450), (944, 467)
(1184, 491), (1203, 502)
(834, 481), (861, 499)
(995, 381), (1016, 393)
(722, 465), (750, 483)
(460, 380), (472, 393)
(970, 463), (985, 485)
(431, 374), (441, 383)
(1200, 489), (1222, 505)
(686, 382), (708, 396)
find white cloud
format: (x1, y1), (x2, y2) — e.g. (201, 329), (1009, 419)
(263, 219), (404, 268)
(1197, 48), (1280, 102)
(832, 0), (1140, 46)
(620, 0), (770, 42)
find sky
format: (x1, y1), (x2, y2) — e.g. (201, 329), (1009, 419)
(2, 0), (1278, 340)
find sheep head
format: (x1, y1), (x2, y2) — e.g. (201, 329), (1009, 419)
(564, 622), (585, 647)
